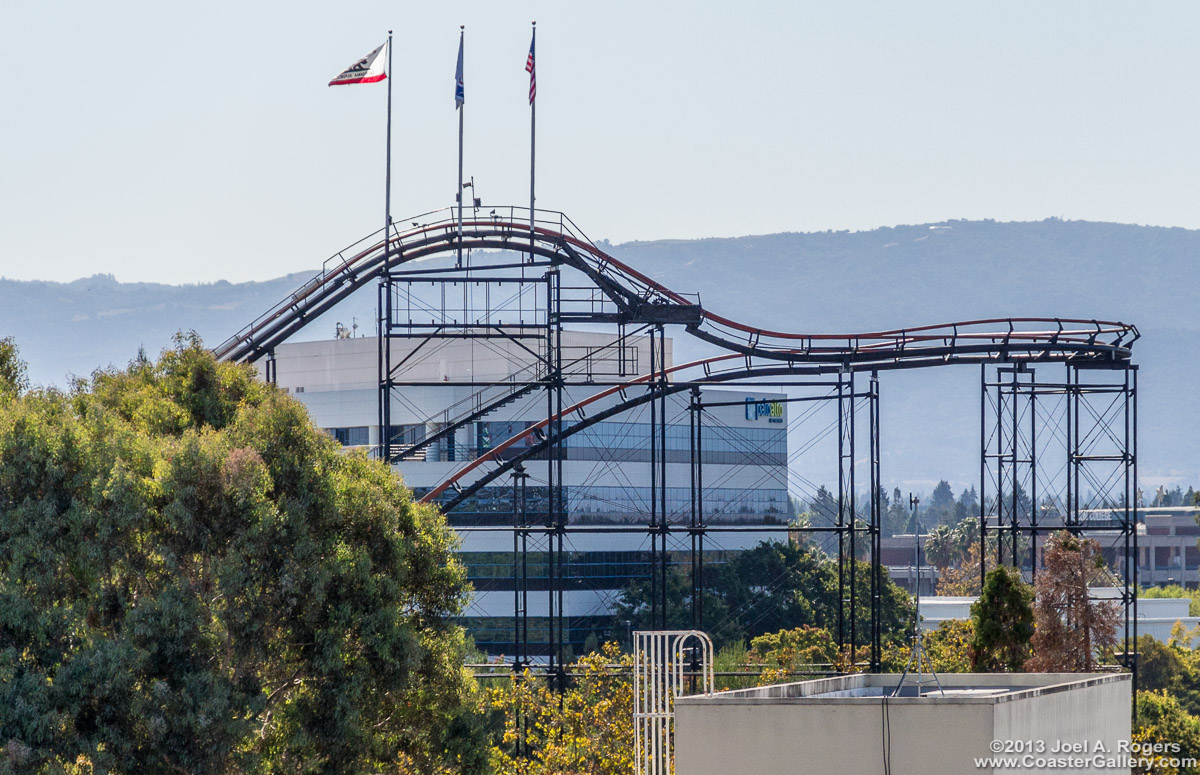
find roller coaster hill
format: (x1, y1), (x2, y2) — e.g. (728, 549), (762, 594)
(214, 205), (1140, 677)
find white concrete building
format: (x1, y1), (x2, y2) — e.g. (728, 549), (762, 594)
(675, 673), (1133, 775)
(919, 589), (1199, 645)
(272, 331), (790, 655)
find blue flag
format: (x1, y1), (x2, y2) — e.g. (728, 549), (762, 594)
(455, 35), (464, 108)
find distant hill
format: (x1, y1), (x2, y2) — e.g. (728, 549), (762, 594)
(0, 271), (322, 384)
(616, 218), (1193, 332)
(1, 218), (1195, 491)
(613, 218), (1197, 493)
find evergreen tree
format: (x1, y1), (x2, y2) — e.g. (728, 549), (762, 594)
(969, 566), (1034, 671)
(878, 486), (892, 536)
(883, 486), (910, 537)
(808, 485), (838, 526)
(1170, 485), (1185, 507)
(956, 485), (979, 522)
(928, 480), (956, 526)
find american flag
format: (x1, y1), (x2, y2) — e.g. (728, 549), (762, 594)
(525, 33), (536, 105)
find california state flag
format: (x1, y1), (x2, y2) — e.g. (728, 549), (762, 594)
(329, 41), (388, 86)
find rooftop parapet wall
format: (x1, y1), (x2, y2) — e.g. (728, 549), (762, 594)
(674, 673), (1130, 775)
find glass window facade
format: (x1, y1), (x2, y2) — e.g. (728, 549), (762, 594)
(561, 421), (786, 465)
(325, 426), (369, 446)
(458, 550), (738, 655)
(406, 405), (790, 655)
(463, 616), (614, 657)
(568, 486), (790, 522)
(416, 484), (791, 525)
(393, 418), (786, 465)
(477, 420), (537, 456)
(462, 550), (660, 591)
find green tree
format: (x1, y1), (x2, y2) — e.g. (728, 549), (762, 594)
(956, 486), (979, 522)
(482, 643), (633, 775)
(843, 555), (916, 650)
(1168, 486), (1185, 507)
(613, 539), (913, 651)
(1136, 632), (1200, 720)
(715, 540), (837, 643)
(927, 480), (956, 526)
(924, 619), (976, 672)
(711, 640), (754, 691)
(609, 562), (733, 646)
(1133, 691), (1200, 775)
(970, 566), (1034, 671)
(807, 485), (838, 526)
(869, 619), (979, 674)
(0, 337), (26, 400)
(746, 625), (838, 684)
(0, 337), (477, 774)
(611, 541), (817, 649)
(881, 486), (909, 538)
(1139, 635), (1188, 696)
(925, 519), (975, 569)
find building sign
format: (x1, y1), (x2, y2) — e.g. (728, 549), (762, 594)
(745, 397), (785, 423)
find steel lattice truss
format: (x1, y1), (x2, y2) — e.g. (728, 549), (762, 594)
(215, 206), (1139, 683)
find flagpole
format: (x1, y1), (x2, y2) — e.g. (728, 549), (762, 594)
(456, 25), (465, 269)
(328, 39), (391, 457)
(529, 21), (536, 263)
(381, 31), (393, 464)
(385, 31), (393, 249)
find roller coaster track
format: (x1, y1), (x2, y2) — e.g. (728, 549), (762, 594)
(212, 206), (1139, 510)
(213, 206), (1138, 367)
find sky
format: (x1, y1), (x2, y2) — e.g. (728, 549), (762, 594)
(3, 1), (1199, 284)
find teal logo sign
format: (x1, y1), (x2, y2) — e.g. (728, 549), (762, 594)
(745, 397), (784, 423)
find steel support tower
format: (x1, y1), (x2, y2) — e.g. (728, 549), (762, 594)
(981, 362), (1138, 687)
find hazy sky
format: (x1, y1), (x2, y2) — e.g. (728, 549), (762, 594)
(3, 1), (1198, 284)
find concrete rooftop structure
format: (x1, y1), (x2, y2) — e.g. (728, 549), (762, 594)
(675, 672), (1131, 775)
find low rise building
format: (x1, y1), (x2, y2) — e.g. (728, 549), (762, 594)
(883, 505), (1200, 594)
(919, 590), (1199, 644)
